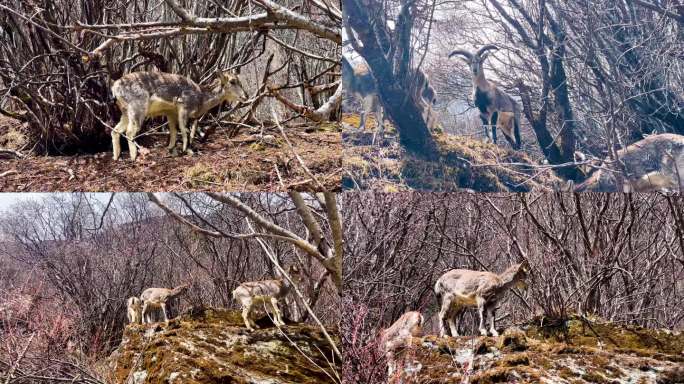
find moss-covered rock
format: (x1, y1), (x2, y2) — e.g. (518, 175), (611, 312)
(388, 317), (682, 383)
(342, 114), (564, 191)
(104, 308), (339, 384)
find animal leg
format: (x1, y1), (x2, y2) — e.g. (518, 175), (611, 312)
(270, 297), (285, 327)
(177, 107), (189, 154)
(126, 109), (144, 161)
(480, 114), (491, 142)
(142, 301), (150, 324)
(167, 115), (177, 150)
(424, 103), (434, 130)
(438, 297), (453, 337)
(190, 120), (198, 144)
(161, 302), (168, 323)
(112, 115), (128, 161)
(477, 298), (488, 336)
(490, 112), (499, 144)
(487, 307), (498, 337)
(498, 113), (519, 150)
(242, 303), (255, 331)
(360, 94), (374, 132)
(387, 357), (397, 377)
(447, 309), (459, 338)
(633, 171), (673, 192)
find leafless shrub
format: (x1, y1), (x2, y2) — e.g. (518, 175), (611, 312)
(341, 192), (684, 380)
(0, 0), (341, 154)
(0, 192), (342, 379)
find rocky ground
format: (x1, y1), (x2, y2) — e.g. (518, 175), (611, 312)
(342, 114), (563, 192)
(388, 315), (684, 383)
(103, 308), (340, 384)
(0, 117), (341, 191)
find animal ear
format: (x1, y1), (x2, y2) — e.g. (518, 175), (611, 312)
(519, 260), (530, 271)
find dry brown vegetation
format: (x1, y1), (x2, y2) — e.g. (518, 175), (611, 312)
(1, 118), (342, 192)
(0, 0), (341, 191)
(342, 114), (562, 191)
(0, 192), (341, 383)
(341, 192), (684, 383)
(343, 0), (684, 190)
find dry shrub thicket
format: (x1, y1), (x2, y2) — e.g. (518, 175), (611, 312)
(0, 192), (341, 382)
(0, 0), (341, 155)
(341, 192), (684, 383)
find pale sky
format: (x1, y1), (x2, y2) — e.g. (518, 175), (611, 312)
(0, 193), (44, 213)
(0, 193), (114, 214)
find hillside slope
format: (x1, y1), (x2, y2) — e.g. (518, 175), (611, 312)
(103, 309), (340, 384)
(342, 115), (563, 192)
(389, 316), (684, 383)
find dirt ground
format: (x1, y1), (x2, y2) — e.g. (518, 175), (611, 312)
(0, 119), (342, 192)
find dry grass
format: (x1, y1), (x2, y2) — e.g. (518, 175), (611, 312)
(342, 113), (563, 192)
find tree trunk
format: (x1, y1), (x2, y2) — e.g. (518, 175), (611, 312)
(344, 0), (438, 158)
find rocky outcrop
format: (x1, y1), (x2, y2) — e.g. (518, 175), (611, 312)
(105, 308), (339, 384)
(342, 115), (563, 192)
(388, 316), (684, 383)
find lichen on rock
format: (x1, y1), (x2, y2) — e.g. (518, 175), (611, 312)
(387, 315), (683, 383)
(104, 308), (340, 384)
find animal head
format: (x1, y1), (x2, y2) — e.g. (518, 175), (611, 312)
(509, 261), (529, 290)
(217, 69), (248, 103)
(127, 296), (142, 309)
(171, 283), (191, 297)
(449, 45), (499, 77)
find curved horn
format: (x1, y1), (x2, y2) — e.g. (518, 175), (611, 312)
(476, 45), (499, 57)
(448, 49), (473, 60)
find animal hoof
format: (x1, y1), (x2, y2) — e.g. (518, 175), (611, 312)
(479, 329), (488, 336)
(491, 330), (499, 337)
(185, 148), (194, 156)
